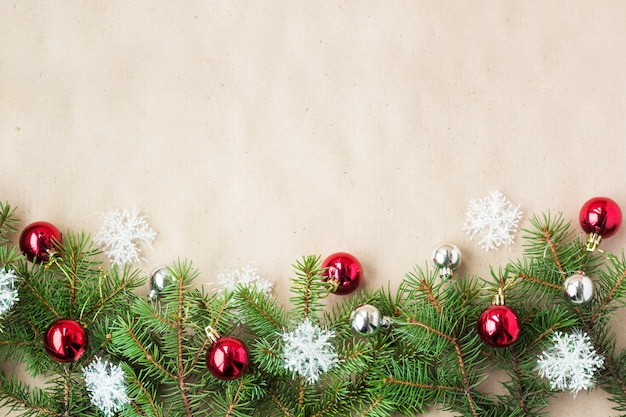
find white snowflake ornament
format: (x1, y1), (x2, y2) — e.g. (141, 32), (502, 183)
(537, 329), (604, 397)
(83, 357), (131, 417)
(94, 209), (156, 266)
(213, 264), (273, 295)
(282, 318), (339, 384)
(0, 268), (19, 327)
(463, 190), (523, 251)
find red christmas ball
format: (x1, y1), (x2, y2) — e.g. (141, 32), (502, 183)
(43, 319), (88, 363)
(321, 252), (362, 295)
(579, 197), (622, 238)
(477, 305), (520, 348)
(19, 221), (62, 262)
(206, 336), (249, 380)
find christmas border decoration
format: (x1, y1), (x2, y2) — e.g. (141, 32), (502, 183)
(0, 197), (624, 417)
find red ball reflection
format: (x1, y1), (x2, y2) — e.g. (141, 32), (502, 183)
(44, 319), (88, 363)
(579, 197), (622, 238)
(206, 337), (249, 380)
(322, 252), (362, 295)
(477, 305), (520, 348)
(19, 221), (62, 262)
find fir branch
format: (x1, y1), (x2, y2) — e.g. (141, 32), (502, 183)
(123, 365), (162, 417)
(398, 319), (481, 416)
(82, 265), (145, 319)
(401, 265), (444, 313)
(405, 318), (454, 343)
(579, 319), (626, 405)
(223, 377), (245, 417)
(0, 372), (58, 416)
(119, 320), (176, 379)
(383, 375), (464, 393)
(298, 376), (305, 411)
(0, 202), (18, 245)
(289, 255), (326, 320)
(235, 286), (288, 338)
(591, 254), (626, 323)
(452, 339), (479, 417)
(62, 365), (71, 412)
(267, 388), (295, 417)
(175, 265), (194, 417)
(514, 271), (561, 291)
(18, 266), (61, 319)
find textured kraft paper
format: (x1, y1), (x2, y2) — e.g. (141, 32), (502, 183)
(1, 2), (626, 416)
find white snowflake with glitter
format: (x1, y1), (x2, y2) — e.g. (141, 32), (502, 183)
(282, 318), (339, 384)
(213, 264), (273, 295)
(463, 190), (523, 251)
(0, 268), (19, 328)
(83, 357), (131, 417)
(94, 209), (156, 266)
(537, 330), (604, 397)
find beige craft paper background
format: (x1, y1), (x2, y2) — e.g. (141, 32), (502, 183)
(2, 2), (626, 415)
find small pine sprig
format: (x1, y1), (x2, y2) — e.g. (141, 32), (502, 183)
(289, 255), (328, 320)
(0, 202), (19, 245)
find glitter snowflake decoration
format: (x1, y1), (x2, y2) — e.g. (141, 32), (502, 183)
(214, 264), (273, 295)
(0, 268), (19, 327)
(282, 318), (339, 384)
(463, 190), (523, 251)
(94, 209), (156, 266)
(537, 330), (604, 397)
(82, 357), (130, 417)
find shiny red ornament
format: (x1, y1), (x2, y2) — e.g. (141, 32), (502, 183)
(19, 221), (62, 262)
(477, 305), (520, 348)
(322, 252), (362, 295)
(44, 319), (88, 363)
(579, 197), (622, 238)
(206, 336), (249, 380)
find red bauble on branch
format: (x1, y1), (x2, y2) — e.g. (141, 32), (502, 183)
(19, 221), (62, 262)
(205, 327), (249, 380)
(477, 289), (520, 348)
(321, 252), (362, 295)
(579, 197), (622, 251)
(43, 319), (88, 363)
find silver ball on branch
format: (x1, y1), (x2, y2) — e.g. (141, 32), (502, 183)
(148, 265), (174, 301)
(350, 304), (391, 336)
(431, 243), (462, 279)
(563, 273), (594, 304)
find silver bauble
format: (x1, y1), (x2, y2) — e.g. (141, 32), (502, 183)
(431, 243), (462, 279)
(148, 265), (173, 301)
(350, 304), (391, 336)
(563, 273), (594, 304)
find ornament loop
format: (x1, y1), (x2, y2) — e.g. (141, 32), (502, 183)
(492, 287), (505, 306)
(204, 326), (220, 343)
(585, 233), (602, 252)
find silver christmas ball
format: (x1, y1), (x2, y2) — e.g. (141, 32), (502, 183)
(563, 273), (594, 304)
(431, 243), (462, 278)
(350, 304), (391, 336)
(148, 265), (173, 301)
